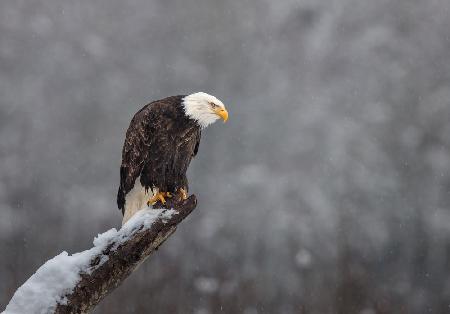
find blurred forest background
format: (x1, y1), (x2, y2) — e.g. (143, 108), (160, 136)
(1, 0), (450, 313)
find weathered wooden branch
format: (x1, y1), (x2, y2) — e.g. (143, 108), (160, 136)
(54, 195), (197, 314)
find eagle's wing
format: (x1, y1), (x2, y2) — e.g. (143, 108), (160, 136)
(117, 105), (154, 213)
(193, 129), (201, 157)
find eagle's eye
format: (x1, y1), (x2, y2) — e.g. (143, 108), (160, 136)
(209, 102), (218, 109)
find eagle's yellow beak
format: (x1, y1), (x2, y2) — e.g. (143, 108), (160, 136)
(214, 107), (229, 122)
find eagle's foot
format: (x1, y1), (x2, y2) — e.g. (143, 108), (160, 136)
(178, 188), (188, 201)
(147, 191), (171, 206)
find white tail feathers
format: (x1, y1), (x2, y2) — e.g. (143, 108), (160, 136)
(122, 177), (158, 225)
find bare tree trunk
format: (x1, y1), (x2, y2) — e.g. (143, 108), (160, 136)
(54, 195), (197, 314)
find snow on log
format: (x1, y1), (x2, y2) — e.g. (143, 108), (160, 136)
(3, 195), (197, 314)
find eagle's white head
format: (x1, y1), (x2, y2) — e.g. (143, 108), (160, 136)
(183, 92), (229, 128)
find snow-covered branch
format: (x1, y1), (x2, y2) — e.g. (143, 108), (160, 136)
(3, 196), (197, 314)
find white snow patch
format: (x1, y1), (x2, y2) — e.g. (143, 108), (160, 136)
(3, 208), (177, 314)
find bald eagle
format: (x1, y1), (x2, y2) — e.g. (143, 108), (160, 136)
(117, 92), (229, 224)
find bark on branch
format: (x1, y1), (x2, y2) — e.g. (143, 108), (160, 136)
(54, 195), (197, 314)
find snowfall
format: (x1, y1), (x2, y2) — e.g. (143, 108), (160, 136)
(2, 208), (177, 314)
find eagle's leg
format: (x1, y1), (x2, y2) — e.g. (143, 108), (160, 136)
(178, 188), (188, 201)
(147, 191), (171, 206)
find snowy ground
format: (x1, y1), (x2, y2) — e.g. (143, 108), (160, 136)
(2, 208), (176, 314)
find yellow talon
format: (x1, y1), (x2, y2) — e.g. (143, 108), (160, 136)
(147, 191), (170, 206)
(157, 193), (166, 204)
(178, 188), (188, 201)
